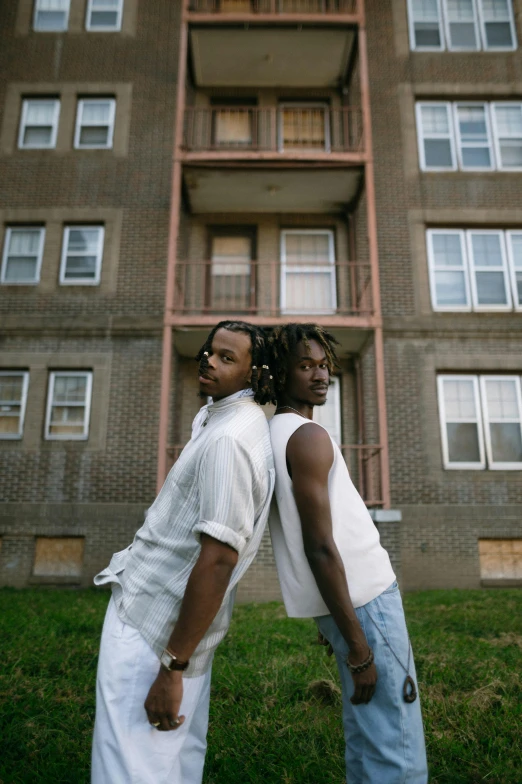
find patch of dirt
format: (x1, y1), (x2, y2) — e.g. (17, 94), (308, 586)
(307, 679), (341, 704)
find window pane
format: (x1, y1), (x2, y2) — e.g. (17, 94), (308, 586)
(461, 147), (492, 167)
(211, 236), (251, 275)
(509, 233), (522, 304)
(4, 259), (38, 282)
(447, 422), (481, 462)
(425, 139), (453, 166)
(8, 230), (41, 256)
(64, 257), (98, 279)
(444, 378), (477, 419)
(284, 233), (331, 264)
(79, 127), (109, 145)
(446, 0), (478, 48)
(432, 233), (464, 266)
(470, 233), (502, 266)
(53, 376), (87, 404)
(92, 0), (120, 6)
(489, 423), (522, 462)
(25, 101), (56, 125)
(90, 11), (119, 26)
(35, 11), (68, 30)
(421, 105), (450, 134)
(498, 143), (522, 167)
(82, 101), (112, 124)
(482, 0), (514, 47)
(0, 376), (23, 435)
(485, 378), (519, 418)
(284, 271), (335, 313)
(457, 105), (491, 167)
(214, 111), (252, 146)
(67, 228), (100, 254)
(281, 108), (326, 150)
(475, 271), (508, 304)
(434, 270), (468, 305)
(23, 127), (53, 146)
(412, 0), (442, 46)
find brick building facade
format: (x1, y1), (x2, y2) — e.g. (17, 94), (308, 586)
(1, 0), (521, 595)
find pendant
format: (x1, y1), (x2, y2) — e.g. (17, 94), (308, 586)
(403, 675), (417, 703)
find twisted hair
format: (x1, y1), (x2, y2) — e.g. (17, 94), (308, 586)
(268, 323), (340, 399)
(195, 320), (275, 405)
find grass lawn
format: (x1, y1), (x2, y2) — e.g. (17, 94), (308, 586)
(0, 588), (521, 784)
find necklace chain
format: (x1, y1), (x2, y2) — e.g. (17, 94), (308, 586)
(276, 405), (307, 417)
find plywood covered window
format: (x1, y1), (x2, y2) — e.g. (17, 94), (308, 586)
(281, 230), (337, 314)
(209, 234), (253, 312)
(279, 104), (330, 152)
(33, 537), (85, 579)
(479, 539), (522, 582)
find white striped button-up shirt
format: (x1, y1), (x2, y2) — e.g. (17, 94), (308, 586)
(94, 392), (275, 677)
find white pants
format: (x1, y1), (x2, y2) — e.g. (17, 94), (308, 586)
(92, 598), (212, 784)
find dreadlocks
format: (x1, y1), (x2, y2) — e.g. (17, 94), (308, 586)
(195, 320), (275, 406)
(268, 323), (340, 399)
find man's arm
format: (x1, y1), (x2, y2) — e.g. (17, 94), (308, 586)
(287, 422), (377, 705)
(144, 533), (238, 731)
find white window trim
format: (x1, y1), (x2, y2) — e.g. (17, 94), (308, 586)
(442, 0), (480, 52)
(454, 102), (495, 171)
(277, 103), (331, 154)
(18, 99), (60, 150)
(33, 0), (71, 32)
(479, 375), (522, 470)
(437, 375), (486, 470)
(416, 102), (457, 171)
(86, 0), (124, 32)
(74, 98), (116, 150)
(427, 229), (472, 312)
(490, 102), (522, 172)
(407, 0), (445, 51)
(313, 375), (342, 445)
(0, 227), (45, 286)
(45, 371), (93, 441)
(506, 230), (522, 311)
(0, 371), (29, 440)
(280, 229), (337, 316)
(59, 226), (104, 285)
(467, 229), (512, 311)
(477, 0), (517, 51)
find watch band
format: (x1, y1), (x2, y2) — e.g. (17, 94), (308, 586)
(160, 648), (190, 671)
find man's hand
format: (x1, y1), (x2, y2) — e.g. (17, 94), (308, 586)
(349, 651), (378, 705)
(144, 668), (186, 731)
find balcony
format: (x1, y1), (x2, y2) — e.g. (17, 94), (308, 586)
(183, 106), (363, 161)
(188, 4), (357, 88)
(168, 443), (384, 507)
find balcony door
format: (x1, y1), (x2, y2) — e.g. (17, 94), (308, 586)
(278, 103), (330, 152)
(313, 375), (342, 444)
(208, 231), (254, 313)
(280, 229), (337, 314)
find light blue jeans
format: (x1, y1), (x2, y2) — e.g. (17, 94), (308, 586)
(315, 582), (428, 784)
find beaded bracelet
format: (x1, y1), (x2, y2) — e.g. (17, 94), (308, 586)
(346, 647), (374, 674)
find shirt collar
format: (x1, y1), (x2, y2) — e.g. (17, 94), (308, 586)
(191, 388), (254, 441)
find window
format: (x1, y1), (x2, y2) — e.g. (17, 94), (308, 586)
(60, 226), (104, 284)
(74, 99), (116, 149)
(313, 376), (342, 445)
(45, 372), (92, 440)
(18, 99), (60, 149)
(209, 234), (252, 311)
(278, 104), (330, 152)
(33, 0), (71, 31)
(281, 230), (337, 315)
(408, 0), (517, 50)
(478, 539), (522, 582)
(33, 537), (85, 580)
(417, 102), (522, 171)
(86, 0), (124, 31)
(438, 375), (522, 469)
(0, 372), (29, 440)
(1, 227), (45, 284)
(427, 229), (521, 311)
(212, 105), (255, 148)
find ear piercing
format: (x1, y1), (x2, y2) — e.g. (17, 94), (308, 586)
(203, 352), (209, 357)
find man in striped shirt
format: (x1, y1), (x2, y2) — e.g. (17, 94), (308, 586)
(92, 321), (275, 784)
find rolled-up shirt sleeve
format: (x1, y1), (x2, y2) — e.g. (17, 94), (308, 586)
(194, 435), (256, 554)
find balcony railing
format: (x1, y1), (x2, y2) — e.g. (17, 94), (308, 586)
(173, 260), (373, 318)
(167, 443), (383, 506)
(189, 1), (357, 15)
(183, 107), (363, 156)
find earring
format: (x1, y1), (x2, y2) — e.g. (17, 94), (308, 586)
(203, 351), (209, 357)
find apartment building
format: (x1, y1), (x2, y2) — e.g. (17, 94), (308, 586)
(1, 0), (521, 593)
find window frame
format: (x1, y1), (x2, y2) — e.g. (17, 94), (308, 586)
(416, 102), (457, 171)
(454, 102), (495, 171)
(427, 229), (472, 311)
(33, 0), (71, 32)
(506, 230), (522, 311)
(0, 371), (30, 440)
(479, 375), (522, 470)
(74, 98), (116, 150)
(407, 0), (445, 51)
(442, 0), (481, 52)
(437, 374), (486, 470)
(466, 229), (512, 311)
(477, 0), (517, 51)
(0, 226), (46, 285)
(18, 98), (60, 150)
(85, 0), (124, 32)
(280, 229), (337, 316)
(59, 225), (104, 285)
(490, 102), (522, 172)
(45, 371), (93, 441)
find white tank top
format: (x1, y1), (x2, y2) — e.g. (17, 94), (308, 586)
(269, 413), (395, 617)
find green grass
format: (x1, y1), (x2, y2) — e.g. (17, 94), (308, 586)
(0, 589), (521, 784)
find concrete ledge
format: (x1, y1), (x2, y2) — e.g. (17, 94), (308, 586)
(369, 509), (402, 524)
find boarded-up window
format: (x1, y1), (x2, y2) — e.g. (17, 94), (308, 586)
(478, 539), (522, 581)
(33, 537), (85, 578)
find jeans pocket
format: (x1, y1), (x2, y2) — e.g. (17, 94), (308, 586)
(382, 580), (399, 595)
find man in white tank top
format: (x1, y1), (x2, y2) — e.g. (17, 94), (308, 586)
(268, 323), (427, 784)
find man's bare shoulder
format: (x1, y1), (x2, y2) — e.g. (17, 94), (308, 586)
(286, 421), (334, 474)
